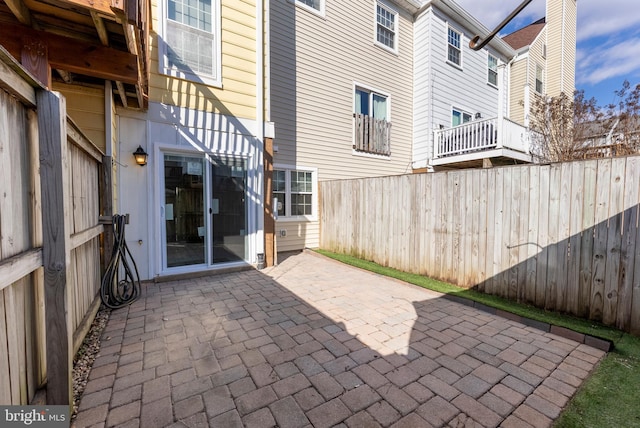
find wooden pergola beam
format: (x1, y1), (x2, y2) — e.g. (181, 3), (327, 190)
(0, 22), (139, 84)
(4, 0), (32, 25)
(58, 0), (116, 18)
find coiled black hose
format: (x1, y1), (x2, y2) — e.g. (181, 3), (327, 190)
(100, 214), (141, 309)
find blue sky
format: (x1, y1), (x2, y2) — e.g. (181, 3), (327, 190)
(454, 0), (640, 108)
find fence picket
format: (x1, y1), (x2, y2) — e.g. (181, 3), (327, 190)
(319, 155), (640, 333)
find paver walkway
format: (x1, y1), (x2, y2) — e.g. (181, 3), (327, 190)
(74, 251), (606, 428)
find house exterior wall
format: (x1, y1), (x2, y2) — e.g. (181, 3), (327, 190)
(508, 57), (527, 124)
(270, 0), (415, 252)
(53, 82), (106, 152)
(149, 0), (258, 121)
(117, 0), (266, 279)
(546, 0), (576, 96)
(412, 6), (506, 168)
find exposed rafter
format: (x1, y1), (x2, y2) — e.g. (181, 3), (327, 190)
(0, 22), (139, 84)
(4, 0), (32, 25)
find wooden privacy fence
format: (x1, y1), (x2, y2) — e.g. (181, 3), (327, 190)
(0, 49), (109, 405)
(320, 156), (640, 335)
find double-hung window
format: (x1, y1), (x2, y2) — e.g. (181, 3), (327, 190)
(354, 86), (391, 156)
(161, 0), (221, 85)
(447, 26), (462, 67)
(488, 54), (498, 86)
(273, 168), (316, 219)
(535, 64), (544, 93)
(376, 3), (398, 52)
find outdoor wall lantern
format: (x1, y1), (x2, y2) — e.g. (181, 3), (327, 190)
(133, 146), (148, 166)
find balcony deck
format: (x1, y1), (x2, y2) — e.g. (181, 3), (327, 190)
(431, 117), (534, 169)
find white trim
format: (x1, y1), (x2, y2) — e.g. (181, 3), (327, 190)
(353, 81), (392, 122)
(272, 164), (318, 222)
(104, 81), (113, 157)
(451, 105), (473, 127)
(158, 0), (222, 87)
(255, 0), (265, 260)
(487, 52), (498, 88)
(155, 144), (258, 275)
(289, 0), (325, 18)
(374, 1), (399, 55)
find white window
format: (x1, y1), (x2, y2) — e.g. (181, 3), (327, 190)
(447, 26), (462, 67)
(354, 85), (391, 155)
(488, 54), (498, 86)
(376, 3), (398, 52)
(452, 108), (472, 127)
(273, 168), (317, 219)
(293, 0), (324, 16)
(535, 64), (544, 93)
(161, 0), (221, 86)
(355, 87), (389, 121)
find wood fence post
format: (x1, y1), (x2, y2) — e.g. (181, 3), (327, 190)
(37, 90), (72, 405)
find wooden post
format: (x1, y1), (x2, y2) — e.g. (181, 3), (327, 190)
(264, 137), (275, 267)
(37, 90), (72, 405)
(99, 155), (114, 273)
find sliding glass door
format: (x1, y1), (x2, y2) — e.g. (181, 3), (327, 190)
(210, 157), (247, 263)
(163, 154), (206, 268)
(161, 152), (248, 270)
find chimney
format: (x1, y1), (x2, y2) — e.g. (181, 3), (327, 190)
(545, 0), (577, 97)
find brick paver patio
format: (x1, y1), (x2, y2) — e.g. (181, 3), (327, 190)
(74, 251), (606, 428)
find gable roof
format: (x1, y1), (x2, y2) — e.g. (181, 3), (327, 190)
(503, 18), (546, 50)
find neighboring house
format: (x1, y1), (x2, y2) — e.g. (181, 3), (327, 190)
(269, 0), (577, 254)
(414, 0), (577, 170)
(269, 0), (421, 252)
(412, 0), (521, 171)
(502, 0), (576, 131)
(574, 117), (640, 158)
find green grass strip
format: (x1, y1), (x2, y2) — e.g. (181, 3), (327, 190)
(314, 249), (640, 426)
(314, 249), (622, 342)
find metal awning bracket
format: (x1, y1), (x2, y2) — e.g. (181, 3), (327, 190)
(469, 0), (534, 51)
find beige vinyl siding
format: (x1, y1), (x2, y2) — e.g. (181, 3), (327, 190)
(546, 0), (576, 96)
(271, 0), (413, 178)
(271, 0), (414, 251)
(275, 221), (320, 252)
(508, 59), (527, 125)
(149, 0), (257, 120)
(52, 82), (106, 152)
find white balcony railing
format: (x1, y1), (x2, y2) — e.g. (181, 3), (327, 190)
(433, 117), (532, 160)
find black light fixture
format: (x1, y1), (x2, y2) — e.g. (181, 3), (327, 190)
(133, 146), (148, 166)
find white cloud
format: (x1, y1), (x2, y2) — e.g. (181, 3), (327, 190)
(577, 37), (640, 85)
(577, 0), (640, 41)
(454, 0), (545, 29)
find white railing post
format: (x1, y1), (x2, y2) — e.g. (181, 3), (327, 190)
(496, 116), (504, 149)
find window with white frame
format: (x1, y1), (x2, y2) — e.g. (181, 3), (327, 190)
(162, 0), (220, 84)
(452, 108), (472, 127)
(376, 3), (397, 51)
(354, 86), (391, 155)
(488, 54), (498, 86)
(535, 64), (544, 93)
(355, 87), (389, 120)
(294, 0), (324, 15)
(447, 26), (462, 66)
(273, 168), (316, 218)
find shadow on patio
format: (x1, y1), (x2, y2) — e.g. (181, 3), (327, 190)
(73, 251), (605, 428)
